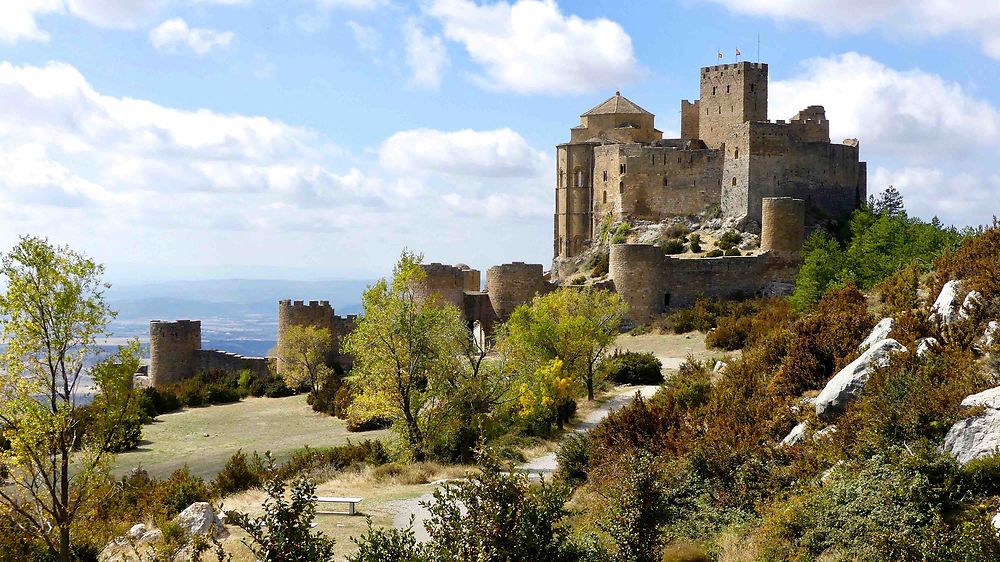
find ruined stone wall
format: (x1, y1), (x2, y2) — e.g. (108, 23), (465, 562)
(464, 291), (497, 335)
(698, 62), (768, 149)
(459, 267), (481, 292)
(195, 350), (269, 378)
(555, 143), (596, 258)
(680, 99), (700, 140)
(413, 263), (466, 310)
(149, 320), (201, 386)
(486, 262), (549, 321)
(593, 144), (723, 225)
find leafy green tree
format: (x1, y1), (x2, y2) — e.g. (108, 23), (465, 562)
(505, 288), (627, 401)
(343, 251), (468, 461)
(0, 235), (138, 561)
(278, 325), (334, 392)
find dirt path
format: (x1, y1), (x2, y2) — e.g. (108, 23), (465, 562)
(389, 384), (661, 541)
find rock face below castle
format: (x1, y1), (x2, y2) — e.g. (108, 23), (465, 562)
(554, 61), (866, 259)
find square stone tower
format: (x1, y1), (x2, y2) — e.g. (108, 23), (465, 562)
(696, 62), (768, 149)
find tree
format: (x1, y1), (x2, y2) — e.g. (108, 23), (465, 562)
(278, 325), (333, 392)
(0, 235), (138, 561)
(342, 252), (468, 462)
(505, 288), (627, 401)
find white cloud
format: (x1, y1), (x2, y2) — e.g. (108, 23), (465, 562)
(769, 53), (1000, 163)
(425, 0), (640, 94)
(0, 0), (62, 43)
(150, 18), (235, 55)
(346, 20), (379, 52)
(316, 0), (383, 9)
(769, 52), (1000, 228)
(705, 0), (1000, 60)
(379, 128), (549, 177)
(65, 0), (163, 29)
(403, 20), (449, 90)
(0, 61), (554, 274)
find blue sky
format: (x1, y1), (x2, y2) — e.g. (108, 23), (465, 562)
(1, 0), (998, 282)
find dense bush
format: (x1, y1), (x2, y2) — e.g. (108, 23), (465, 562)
(688, 233), (702, 253)
(588, 250), (610, 278)
(212, 449), (266, 496)
(600, 351), (664, 385)
(706, 298), (793, 351)
(723, 248), (741, 256)
(664, 223), (690, 239)
(272, 440), (389, 481)
(156, 467), (211, 517)
(555, 432), (591, 485)
(661, 239), (686, 255)
(715, 231), (742, 250)
(73, 400), (143, 452)
(961, 453), (1000, 497)
(705, 249), (723, 258)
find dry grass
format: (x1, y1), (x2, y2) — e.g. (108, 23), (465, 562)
(615, 332), (738, 373)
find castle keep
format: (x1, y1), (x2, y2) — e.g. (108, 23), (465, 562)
(555, 61), (866, 259)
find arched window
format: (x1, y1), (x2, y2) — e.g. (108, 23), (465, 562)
(575, 170), (584, 187)
(734, 147), (739, 159)
(732, 176), (737, 186)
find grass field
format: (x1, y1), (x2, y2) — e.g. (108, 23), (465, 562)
(112, 394), (389, 480)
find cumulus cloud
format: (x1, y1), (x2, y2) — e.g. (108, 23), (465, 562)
(0, 0), (62, 43)
(705, 0), (1000, 60)
(0, 61), (553, 273)
(403, 20), (449, 90)
(379, 128), (549, 177)
(770, 53), (1000, 228)
(425, 0), (641, 94)
(150, 18), (235, 54)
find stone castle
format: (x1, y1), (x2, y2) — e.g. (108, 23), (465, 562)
(142, 61), (866, 386)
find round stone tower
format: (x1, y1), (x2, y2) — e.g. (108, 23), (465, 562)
(149, 320), (201, 386)
(277, 300), (335, 375)
(760, 197), (806, 256)
(485, 262), (546, 321)
(412, 263), (466, 310)
(609, 244), (665, 325)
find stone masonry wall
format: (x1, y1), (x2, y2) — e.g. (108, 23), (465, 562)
(195, 350), (269, 378)
(149, 320), (201, 386)
(698, 62), (768, 149)
(486, 262), (549, 321)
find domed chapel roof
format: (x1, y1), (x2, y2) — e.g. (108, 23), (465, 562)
(581, 91), (652, 116)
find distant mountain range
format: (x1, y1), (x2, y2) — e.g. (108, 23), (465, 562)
(106, 278), (372, 357)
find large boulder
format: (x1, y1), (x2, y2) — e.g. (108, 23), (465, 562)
(859, 318), (895, 352)
(959, 290), (983, 320)
(961, 386), (1000, 410)
(174, 502), (228, 538)
(929, 280), (964, 327)
(815, 338), (907, 421)
(942, 408), (1000, 465)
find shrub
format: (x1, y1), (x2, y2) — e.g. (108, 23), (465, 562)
(589, 251), (610, 277)
(671, 359), (712, 411)
(661, 239), (686, 255)
(706, 298), (793, 351)
(556, 432), (591, 485)
(213, 449), (266, 497)
(654, 298), (725, 334)
(227, 474), (337, 562)
(611, 222), (631, 244)
(688, 234), (702, 253)
(571, 275), (587, 285)
(156, 467), (211, 517)
(715, 231), (742, 250)
(705, 249), (724, 258)
(600, 454), (670, 562)
(601, 351), (664, 385)
(724, 248), (741, 256)
(273, 440), (389, 481)
(349, 519), (427, 562)
(664, 223), (690, 239)
(961, 453), (1000, 497)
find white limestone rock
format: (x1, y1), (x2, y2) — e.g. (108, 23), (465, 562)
(128, 523), (147, 540)
(173, 502), (228, 538)
(942, 408), (1000, 465)
(960, 290), (983, 319)
(983, 321), (999, 348)
(813, 425), (838, 441)
(961, 386), (1000, 410)
(815, 339), (907, 421)
(929, 280), (964, 327)
(916, 337), (939, 357)
(993, 511), (1000, 531)
(137, 529), (162, 545)
(781, 422), (807, 447)
(713, 360), (728, 373)
(859, 318), (895, 352)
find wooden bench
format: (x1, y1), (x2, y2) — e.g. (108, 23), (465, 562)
(314, 496), (363, 516)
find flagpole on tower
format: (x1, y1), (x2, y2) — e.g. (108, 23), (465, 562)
(757, 33), (760, 62)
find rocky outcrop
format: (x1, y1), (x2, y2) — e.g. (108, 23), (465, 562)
(100, 502), (228, 561)
(942, 408), (1000, 465)
(815, 339), (906, 421)
(916, 337), (939, 357)
(859, 318), (894, 352)
(781, 422), (807, 446)
(929, 280), (964, 327)
(961, 387), (1000, 410)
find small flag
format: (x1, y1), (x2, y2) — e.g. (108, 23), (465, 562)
(735, 47), (742, 57)
(717, 50), (723, 60)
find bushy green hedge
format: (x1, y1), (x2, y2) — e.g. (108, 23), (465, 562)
(600, 351), (664, 385)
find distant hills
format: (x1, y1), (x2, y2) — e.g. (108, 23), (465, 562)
(106, 278), (372, 357)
